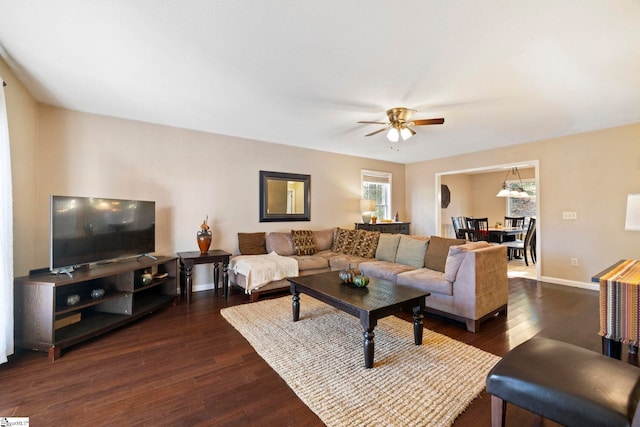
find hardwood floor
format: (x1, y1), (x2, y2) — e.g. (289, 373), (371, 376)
(1, 277), (636, 426)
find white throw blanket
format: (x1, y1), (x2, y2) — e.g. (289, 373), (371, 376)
(230, 252), (299, 294)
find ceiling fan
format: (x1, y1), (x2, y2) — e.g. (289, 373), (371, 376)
(358, 107), (444, 143)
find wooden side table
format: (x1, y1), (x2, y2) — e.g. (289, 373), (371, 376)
(177, 250), (231, 304)
(592, 259), (640, 359)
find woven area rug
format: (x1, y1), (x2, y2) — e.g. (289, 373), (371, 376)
(221, 296), (501, 427)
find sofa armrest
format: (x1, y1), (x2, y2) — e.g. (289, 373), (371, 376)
(453, 245), (508, 318)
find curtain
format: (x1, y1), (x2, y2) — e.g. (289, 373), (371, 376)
(0, 77), (14, 364)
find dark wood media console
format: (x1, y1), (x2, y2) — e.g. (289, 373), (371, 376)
(15, 256), (178, 361)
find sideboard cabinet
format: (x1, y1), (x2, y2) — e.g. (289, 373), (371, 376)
(15, 256), (178, 361)
(355, 222), (410, 234)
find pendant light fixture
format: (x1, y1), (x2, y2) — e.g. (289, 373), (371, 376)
(496, 167), (531, 198)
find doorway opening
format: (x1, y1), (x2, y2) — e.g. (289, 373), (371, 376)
(435, 160), (540, 280)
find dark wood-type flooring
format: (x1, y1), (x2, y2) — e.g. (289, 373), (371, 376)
(2, 277), (637, 426)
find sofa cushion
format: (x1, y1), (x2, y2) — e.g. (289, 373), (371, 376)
(313, 228), (335, 251)
(395, 235), (429, 268)
(375, 233), (402, 262)
(444, 241), (491, 282)
(291, 229), (316, 255)
(266, 232), (295, 256)
(424, 236), (466, 273)
(351, 230), (381, 258)
(397, 268), (453, 296)
(238, 232), (267, 255)
(291, 255), (330, 270)
(328, 254), (369, 271)
(332, 228), (358, 254)
(358, 261), (415, 283)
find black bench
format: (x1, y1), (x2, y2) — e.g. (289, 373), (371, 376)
(486, 336), (640, 427)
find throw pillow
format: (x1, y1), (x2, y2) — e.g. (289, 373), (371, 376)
(395, 235), (429, 268)
(424, 236), (466, 273)
(291, 230), (316, 256)
(313, 228), (335, 251)
(237, 232), (267, 255)
(375, 234), (402, 262)
(350, 230), (381, 258)
(332, 228), (358, 254)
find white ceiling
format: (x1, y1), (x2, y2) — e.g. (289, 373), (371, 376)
(0, 1), (638, 164)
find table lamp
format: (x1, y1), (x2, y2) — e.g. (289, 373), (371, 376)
(360, 199), (376, 224)
(625, 194), (640, 231)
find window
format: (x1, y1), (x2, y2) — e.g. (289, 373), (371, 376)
(507, 179), (536, 223)
(362, 170), (392, 220)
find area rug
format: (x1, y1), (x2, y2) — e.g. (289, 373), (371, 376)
(221, 296), (500, 426)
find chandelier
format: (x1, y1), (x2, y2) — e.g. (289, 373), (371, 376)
(496, 167), (531, 198)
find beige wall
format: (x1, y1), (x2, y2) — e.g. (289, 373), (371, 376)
(407, 124), (640, 286)
(5, 52), (640, 289)
(11, 105), (405, 288)
(441, 168), (535, 237)
(1, 57), (39, 277)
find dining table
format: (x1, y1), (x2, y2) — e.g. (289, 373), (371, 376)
(487, 226), (525, 243)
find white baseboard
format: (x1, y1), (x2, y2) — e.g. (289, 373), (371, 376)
(539, 275), (598, 292)
(193, 282), (217, 292)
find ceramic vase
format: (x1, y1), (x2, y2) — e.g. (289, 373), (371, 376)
(197, 230), (212, 253)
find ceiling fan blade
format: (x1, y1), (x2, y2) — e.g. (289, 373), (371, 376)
(357, 121), (388, 125)
(364, 127), (388, 137)
(411, 118), (445, 126)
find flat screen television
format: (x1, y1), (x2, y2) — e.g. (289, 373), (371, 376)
(50, 195), (155, 272)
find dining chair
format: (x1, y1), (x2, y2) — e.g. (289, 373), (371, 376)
(451, 216), (467, 239)
(502, 218), (536, 265)
(466, 217), (489, 242)
(503, 216), (525, 241)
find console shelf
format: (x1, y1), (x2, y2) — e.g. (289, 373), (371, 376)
(15, 256), (178, 361)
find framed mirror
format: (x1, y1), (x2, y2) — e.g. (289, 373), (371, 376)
(259, 170), (311, 222)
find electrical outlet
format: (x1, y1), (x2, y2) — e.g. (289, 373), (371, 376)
(562, 212), (578, 220)
(571, 258), (579, 267)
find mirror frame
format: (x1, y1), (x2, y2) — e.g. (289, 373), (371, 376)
(259, 170), (311, 222)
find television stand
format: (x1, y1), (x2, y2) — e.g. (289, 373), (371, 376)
(137, 253), (158, 261)
(15, 256), (178, 361)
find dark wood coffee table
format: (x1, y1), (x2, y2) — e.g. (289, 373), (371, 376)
(289, 271), (429, 368)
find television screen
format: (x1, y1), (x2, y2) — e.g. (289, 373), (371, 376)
(50, 195), (155, 270)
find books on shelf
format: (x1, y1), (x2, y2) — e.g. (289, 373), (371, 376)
(55, 312), (82, 330)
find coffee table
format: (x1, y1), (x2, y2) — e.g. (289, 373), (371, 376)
(289, 271), (429, 368)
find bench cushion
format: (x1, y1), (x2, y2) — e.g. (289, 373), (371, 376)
(486, 336), (640, 427)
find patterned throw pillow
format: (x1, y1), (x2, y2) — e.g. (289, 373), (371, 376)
(332, 228), (358, 254)
(350, 230), (381, 258)
(291, 230), (316, 256)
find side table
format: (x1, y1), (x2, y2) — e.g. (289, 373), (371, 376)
(592, 259), (640, 359)
(177, 250), (231, 304)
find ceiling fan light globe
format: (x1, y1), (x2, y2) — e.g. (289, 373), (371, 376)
(400, 127), (413, 141)
(387, 127), (399, 143)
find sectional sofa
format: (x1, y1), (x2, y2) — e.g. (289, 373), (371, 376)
(229, 228), (508, 332)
